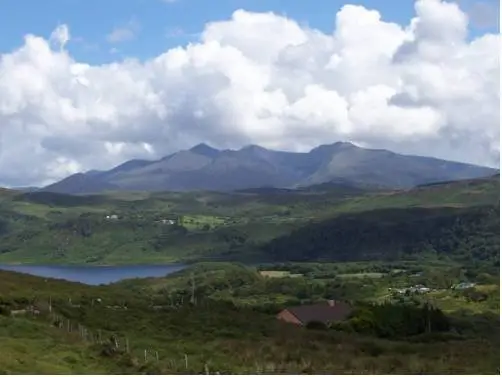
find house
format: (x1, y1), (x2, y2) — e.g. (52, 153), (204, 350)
(409, 284), (430, 294)
(389, 285), (430, 295)
(160, 219), (176, 225)
(452, 282), (476, 290)
(277, 300), (353, 326)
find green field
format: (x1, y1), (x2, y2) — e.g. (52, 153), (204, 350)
(259, 270), (303, 278)
(337, 272), (386, 279)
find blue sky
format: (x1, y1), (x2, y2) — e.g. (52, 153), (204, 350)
(1, 0), (498, 64)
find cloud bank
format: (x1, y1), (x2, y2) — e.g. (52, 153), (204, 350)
(0, 0), (499, 186)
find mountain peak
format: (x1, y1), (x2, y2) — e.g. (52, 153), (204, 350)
(309, 141), (358, 155)
(329, 141), (357, 149)
(40, 141), (497, 194)
(189, 143), (220, 158)
(240, 144), (269, 152)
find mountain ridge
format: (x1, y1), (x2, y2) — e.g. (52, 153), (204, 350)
(40, 142), (498, 194)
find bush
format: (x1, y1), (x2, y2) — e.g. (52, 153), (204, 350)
(0, 306), (11, 316)
(305, 321), (328, 330)
(408, 332), (465, 343)
(358, 340), (385, 356)
(463, 289), (488, 302)
(337, 303), (450, 339)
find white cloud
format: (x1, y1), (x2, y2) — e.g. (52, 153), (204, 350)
(0, 0), (499, 186)
(50, 24), (70, 50)
(106, 18), (141, 43)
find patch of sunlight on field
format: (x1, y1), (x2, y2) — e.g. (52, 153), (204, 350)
(259, 271), (303, 278)
(337, 272), (386, 279)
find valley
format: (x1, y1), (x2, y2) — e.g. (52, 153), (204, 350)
(0, 174), (498, 265)
(0, 174), (498, 374)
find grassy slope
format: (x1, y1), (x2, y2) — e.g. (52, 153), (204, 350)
(0, 176), (498, 264)
(0, 316), (119, 374)
(0, 267), (499, 374)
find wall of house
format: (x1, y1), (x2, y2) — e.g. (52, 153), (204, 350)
(276, 309), (302, 325)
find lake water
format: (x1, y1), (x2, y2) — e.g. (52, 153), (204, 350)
(0, 264), (187, 285)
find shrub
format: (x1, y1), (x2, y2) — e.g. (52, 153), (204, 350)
(0, 306), (11, 316)
(305, 321), (327, 330)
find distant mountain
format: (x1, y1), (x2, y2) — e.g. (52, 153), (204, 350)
(40, 142), (498, 194)
(42, 173), (119, 195)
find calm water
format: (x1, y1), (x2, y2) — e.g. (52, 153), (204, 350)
(0, 264), (187, 285)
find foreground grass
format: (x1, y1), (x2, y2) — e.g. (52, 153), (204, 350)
(0, 301), (498, 374)
(0, 317), (117, 374)
(0, 264), (499, 374)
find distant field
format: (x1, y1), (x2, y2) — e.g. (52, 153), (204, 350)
(337, 272), (387, 279)
(426, 291), (499, 314)
(475, 284), (499, 293)
(181, 214), (227, 229)
(259, 270), (303, 278)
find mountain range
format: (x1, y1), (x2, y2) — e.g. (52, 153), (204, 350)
(40, 142), (498, 194)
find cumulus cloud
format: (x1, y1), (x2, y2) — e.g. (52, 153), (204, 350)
(0, 0), (499, 186)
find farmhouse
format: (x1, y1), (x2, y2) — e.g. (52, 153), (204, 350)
(452, 282), (476, 290)
(277, 300), (352, 326)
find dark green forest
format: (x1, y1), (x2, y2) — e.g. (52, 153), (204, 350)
(263, 205), (499, 264)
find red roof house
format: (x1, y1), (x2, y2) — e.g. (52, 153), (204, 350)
(277, 300), (352, 326)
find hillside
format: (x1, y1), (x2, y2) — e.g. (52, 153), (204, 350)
(0, 175), (498, 265)
(40, 142), (497, 194)
(262, 205), (499, 264)
(0, 263), (499, 374)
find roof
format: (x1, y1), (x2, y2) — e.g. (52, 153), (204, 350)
(285, 301), (352, 325)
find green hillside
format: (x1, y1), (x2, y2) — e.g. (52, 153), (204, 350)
(0, 176), (498, 265)
(0, 263), (499, 374)
(263, 205), (499, 264)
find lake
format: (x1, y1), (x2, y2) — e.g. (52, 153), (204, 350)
(0, 264), (187, 285)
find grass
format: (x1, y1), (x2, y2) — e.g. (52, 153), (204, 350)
(0, 263), (499, 374)
(337, 273), (386, 279)
(426, 289), (499, 315)
(259, 270), (303, 278)
(180, 214), (228, 230)
(0, 317), (117, 374)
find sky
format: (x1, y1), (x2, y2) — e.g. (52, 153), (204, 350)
(0, 0), (500, 187)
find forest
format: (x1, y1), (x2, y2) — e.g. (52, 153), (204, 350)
(263, 205), (500, 265)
